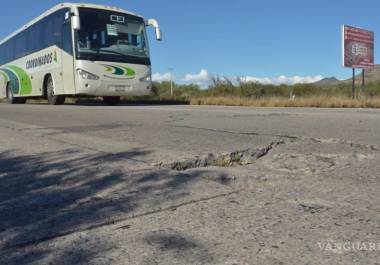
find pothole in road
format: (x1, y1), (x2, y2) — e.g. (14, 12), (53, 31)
(158, 140), (285, 171)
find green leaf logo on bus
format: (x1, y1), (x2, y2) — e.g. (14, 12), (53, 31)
(102, 64), (135, 79)
(0, 65), (32, 95)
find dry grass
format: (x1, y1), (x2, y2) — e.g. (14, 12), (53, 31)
(190, 96), (380, 108)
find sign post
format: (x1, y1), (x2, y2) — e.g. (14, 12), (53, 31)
(342, 25), (374, 98)
(362, 69), (365, 88)
(352, 68), (355, 98)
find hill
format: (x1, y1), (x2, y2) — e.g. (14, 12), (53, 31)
(313, 77), (341, 87)
(312, 65), (380, 88)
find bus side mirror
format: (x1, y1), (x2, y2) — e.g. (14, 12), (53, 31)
(72, 16), (81, 30)
(146, 19), (162, 41)
(155, 28), (162, 41)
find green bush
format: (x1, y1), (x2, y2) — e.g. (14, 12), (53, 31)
(150, 78), (380, 99)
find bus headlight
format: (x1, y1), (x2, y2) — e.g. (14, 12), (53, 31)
(77, 69), (100, 80)
(139, 75), (152, 82)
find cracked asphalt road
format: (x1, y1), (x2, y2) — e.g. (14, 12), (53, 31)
(0, 103), (379, 265)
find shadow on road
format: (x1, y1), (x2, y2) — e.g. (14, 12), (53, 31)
(0, 148), (211, 264)
(23, 97), (190, 107)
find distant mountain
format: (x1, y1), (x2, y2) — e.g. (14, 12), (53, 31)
(313, 77), (341, 87)
(313, 64), (380, 88)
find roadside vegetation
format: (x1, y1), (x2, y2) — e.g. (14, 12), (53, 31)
(149, 77), (380, 108)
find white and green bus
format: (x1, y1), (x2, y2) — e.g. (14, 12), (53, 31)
(0, 3), (162, 105)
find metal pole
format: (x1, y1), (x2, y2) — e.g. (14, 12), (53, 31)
(168, 67), (174, 97)
(362, 68), (365, 89)
(170, 75), (173, 97)
(352, 68), (356, 99)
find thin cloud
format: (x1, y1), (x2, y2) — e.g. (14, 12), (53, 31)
(153, 69), (323, 86)
(241, 75), (324, 85)
(152, 72), (172, 82)
(182, 69), (211, 83)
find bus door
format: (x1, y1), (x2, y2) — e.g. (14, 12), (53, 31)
(60, 14), (76, 94)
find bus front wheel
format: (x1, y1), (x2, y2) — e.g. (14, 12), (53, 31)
(46, 76), (65, 105)
(103, 96), (120, 105)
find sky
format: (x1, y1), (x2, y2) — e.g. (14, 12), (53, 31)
(1, 0), (380, 86)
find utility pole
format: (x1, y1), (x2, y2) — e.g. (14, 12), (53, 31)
(168, 67), (174, 97)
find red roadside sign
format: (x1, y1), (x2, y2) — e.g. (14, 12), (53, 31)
(342, 25), (374, 68)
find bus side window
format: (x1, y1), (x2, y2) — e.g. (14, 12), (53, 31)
(62, 21), (73, 55)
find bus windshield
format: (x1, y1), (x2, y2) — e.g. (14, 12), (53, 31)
(76, 8), (149, 64)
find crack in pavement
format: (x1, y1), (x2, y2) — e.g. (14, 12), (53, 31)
(158, 140), (286, 171)
(0, 189), (244, 253)
(170, 125), (299, 140)
(169, 125), (379, 151)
